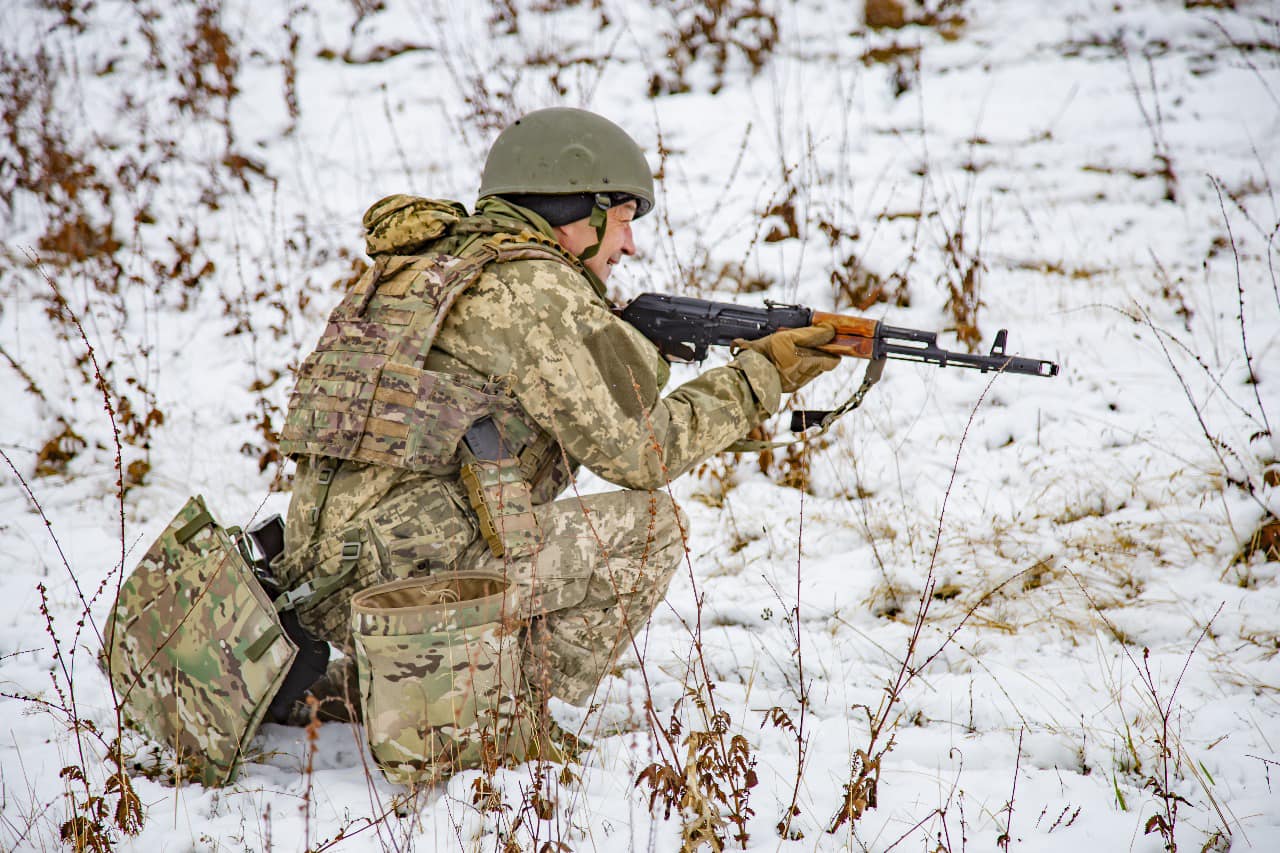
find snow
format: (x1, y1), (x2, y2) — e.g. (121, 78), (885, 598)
(2, 0), (1278, 850)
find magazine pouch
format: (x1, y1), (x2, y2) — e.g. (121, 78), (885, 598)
(100, 495), (298, 786)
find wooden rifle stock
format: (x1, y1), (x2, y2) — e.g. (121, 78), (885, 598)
(810, 310), (880, 360)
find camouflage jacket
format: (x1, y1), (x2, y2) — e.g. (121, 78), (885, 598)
(430, 196), (781, 488)
(279, 196), (781, 626)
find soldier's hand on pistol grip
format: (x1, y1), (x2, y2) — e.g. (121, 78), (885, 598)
(732, 323), (841, 393)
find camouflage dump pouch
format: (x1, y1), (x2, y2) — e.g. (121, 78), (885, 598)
(100, 496), (298, 786)
(350, 571), (524, 786)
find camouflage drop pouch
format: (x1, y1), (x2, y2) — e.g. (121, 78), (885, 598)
(100, 495), (298, 786)
(350, 572), (524, 786)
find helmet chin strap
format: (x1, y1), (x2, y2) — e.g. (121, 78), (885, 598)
(576, 193), (613, 261)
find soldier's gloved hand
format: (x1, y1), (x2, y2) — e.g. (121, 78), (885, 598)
(732, 324), (840, 393)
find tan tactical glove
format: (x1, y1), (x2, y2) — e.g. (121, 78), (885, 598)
(732, 324), (841, 393)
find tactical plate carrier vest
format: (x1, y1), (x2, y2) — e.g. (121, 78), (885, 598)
(279, 198), (573, 476)
(280, 197), (579, 559)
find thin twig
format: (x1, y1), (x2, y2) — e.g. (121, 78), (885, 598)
(1210, 175), (1273, 444)
(830, 365), (1011, 834)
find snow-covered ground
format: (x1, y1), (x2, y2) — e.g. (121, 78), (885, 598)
(2, 0), (1277, 850)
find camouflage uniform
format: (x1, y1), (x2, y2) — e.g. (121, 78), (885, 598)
(275, 195), (781, 764)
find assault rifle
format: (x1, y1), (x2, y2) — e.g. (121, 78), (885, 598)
(615, 292), (1059, 434)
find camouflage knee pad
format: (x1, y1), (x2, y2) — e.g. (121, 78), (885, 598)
(349, 571), (528, 786)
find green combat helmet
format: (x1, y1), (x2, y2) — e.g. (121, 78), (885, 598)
(479, 107), (655, 259)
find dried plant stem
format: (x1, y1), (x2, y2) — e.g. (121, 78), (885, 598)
(829, 367), (1016, 834)
(1210, 175), (1273, 444)
(1071, 573), (1228, 850)
(774, 441), (811, 840)
(0, 342), (48, 405)
(996, 728), (1024, 850)
(2, 258), (143, 847)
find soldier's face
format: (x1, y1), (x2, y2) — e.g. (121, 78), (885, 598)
(553, 199), (638, 283)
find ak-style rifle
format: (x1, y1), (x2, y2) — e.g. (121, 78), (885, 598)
(615, 292), (1059, 435)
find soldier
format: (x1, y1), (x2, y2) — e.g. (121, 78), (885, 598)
(271, 107), (838, 783)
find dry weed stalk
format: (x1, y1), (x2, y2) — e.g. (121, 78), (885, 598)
(1120, 40), (1178, 204)
(632, 576), (760, 851)
(753, 440), (818, 840)
(592, 369), (758, 850)
(938, 223), (984, 353)
(1130, 181), (1277, 575)
(1, 272), (142, 851)
(1073, 573), (1229, 852)
(822, 211), (911, 312)
(919, 119), (989, 354)
(994, 729), (1024, 850)
(647, 0), (780, 97)
(829, 370), (1024, 835)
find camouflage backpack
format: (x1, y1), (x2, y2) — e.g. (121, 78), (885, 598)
(100, 496), (301, 786)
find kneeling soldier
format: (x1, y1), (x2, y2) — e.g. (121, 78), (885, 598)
(272, 107), (838, 784)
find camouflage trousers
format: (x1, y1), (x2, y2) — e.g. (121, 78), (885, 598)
(462, 486), (687, 704)
(278, 458), (687, 714)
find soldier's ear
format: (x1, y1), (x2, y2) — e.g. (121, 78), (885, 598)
(551, 220), (593, 256)
(550, 224), (572, 253)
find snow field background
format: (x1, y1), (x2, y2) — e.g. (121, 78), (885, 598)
(1, 0), (1277, 850)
